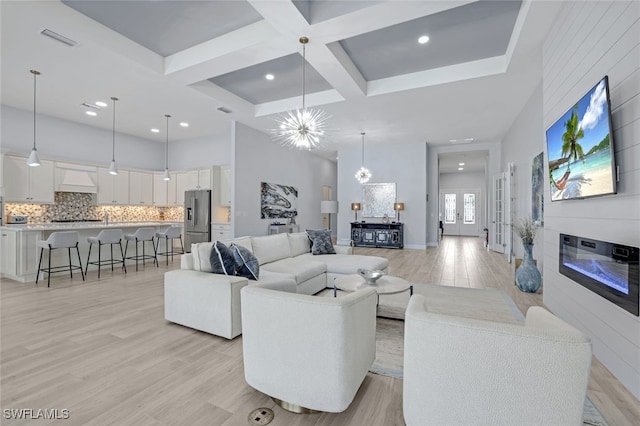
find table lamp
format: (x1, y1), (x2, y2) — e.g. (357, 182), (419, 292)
(351, 203), (361, 222)
(394, 202), (405, 222)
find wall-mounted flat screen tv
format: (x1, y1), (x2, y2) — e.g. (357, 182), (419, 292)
(545, 76), (617, 201)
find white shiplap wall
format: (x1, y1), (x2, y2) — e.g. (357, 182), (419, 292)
(542, 1), (640, 398)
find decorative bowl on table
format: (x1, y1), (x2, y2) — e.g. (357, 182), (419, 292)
(357, 268), (385, 285)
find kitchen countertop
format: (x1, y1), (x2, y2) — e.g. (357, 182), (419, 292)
(1, 221), (182, 232)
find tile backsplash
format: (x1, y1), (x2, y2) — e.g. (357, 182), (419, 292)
(5, 192), (184, 223)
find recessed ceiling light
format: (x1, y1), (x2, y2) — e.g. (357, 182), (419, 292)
(459, 162), (465, 166)
(265, 74), (275, 80)
(151, 128), (160, 133)
(95, 101), (107, 108)
(418, 35), (430, 44)
(464, 138), (474, 141)
(458, 167), (464, 171)
(179, 122), (189, 127)
(85, 111), (97, 116)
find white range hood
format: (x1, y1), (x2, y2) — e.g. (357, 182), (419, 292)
(55, 162), (98, 193)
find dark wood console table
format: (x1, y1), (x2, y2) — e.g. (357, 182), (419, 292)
(351, 222), (404, 249)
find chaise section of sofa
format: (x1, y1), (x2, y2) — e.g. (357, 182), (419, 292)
(163, 231), (388, 338)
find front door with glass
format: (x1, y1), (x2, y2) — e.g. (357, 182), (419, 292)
(440, 189), (480, 237)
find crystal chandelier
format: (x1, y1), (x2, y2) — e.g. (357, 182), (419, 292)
(355, 132), (371, 183)
(272, 37), (330, 150)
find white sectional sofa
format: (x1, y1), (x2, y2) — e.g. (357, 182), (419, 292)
(164, 232), (389, 339)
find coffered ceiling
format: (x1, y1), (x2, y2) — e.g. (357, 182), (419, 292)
(1, 0), (563, 162)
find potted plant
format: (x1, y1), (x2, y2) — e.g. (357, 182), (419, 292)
(513, 217), (542, 293)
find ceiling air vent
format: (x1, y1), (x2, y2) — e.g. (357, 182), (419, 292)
(41, 29), (78, 47)
(217, 106), (232, 114)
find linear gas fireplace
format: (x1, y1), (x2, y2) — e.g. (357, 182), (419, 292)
(559, 234), (639, 316)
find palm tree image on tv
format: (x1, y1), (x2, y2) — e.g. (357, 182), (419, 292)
(545, 77), (615, 200)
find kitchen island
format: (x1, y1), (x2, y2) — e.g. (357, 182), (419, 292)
(0, 221), (182, 283)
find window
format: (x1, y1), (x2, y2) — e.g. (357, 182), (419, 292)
(464, 193), (476, 224)
(444, 194), (456, 224)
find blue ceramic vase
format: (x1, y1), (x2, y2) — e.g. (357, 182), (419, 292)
(516, 242), (541, 293)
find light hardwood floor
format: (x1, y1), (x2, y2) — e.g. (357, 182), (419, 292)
(1, 236), (638, 425)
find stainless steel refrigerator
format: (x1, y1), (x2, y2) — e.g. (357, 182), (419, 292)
(184, 189), (211, 252)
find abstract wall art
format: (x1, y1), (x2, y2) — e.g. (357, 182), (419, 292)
(260, 182), (298, 219)
(532, 152), (544, 225)
(362, 183), (396, 218)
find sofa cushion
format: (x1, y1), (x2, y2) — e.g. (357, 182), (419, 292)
(256, 269), (296, 290)
(296, 253), (388, 275)
(209, 241), (235, 275)
(191, 242), (215, 272)
(288, 232), (311, 257)
(310, 231), (336, 255)
(222, 236), (253, 253)
(261, 257), (326, 284)
(231, 243), (260, 280)
(251, 233), (291, 265)
(307, 229), (335, 254)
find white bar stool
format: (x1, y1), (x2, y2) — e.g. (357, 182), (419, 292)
(154, 226), (184, 265)
(85, 229), (127, 278)
(36, 231), (84, 287)
(123, 227), (158, 271)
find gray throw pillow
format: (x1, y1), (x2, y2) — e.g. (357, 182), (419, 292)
(306, 229), (329, 252)
(209, 241), (235, 275)
(230, 243), (259, 280)
(308, 229), (336, 255)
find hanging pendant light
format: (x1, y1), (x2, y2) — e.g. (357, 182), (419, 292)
(272, 37), (330, 150)
(355, 132), (371, 183)
(26, 70), (41, 167)
(163, 114), (171, 181)
(108, 96), (119, 175)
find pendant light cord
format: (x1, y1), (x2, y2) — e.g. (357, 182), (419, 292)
(300, 36), (308, 111)
(165, 114), (170, 169)
(32, 70), (39, 150)
(361, 132), (365, 166)
(111, 97), (117, 161)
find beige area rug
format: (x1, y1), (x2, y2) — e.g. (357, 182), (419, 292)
(319, 283), (608, 425)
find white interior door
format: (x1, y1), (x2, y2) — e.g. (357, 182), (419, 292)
(441, 189), (480, 237)
(491, 173), (506, 253)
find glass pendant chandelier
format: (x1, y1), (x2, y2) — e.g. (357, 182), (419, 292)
(355, 132), (371, 183)
(272, 37), (330, 150)
(26, 70), (41, 167)
(163, 114), (171, 181)
(108, 96), (119, 175)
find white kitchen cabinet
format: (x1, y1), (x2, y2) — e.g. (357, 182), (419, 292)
(197, 168), (211, 190)
(219, 165), (231, 206)
(175, 172), (191, 205)
(167, 175), (178, 206)
(1, 230), (17, 276)
(153, 172), (168, 206)
(0, 229), (40, 282)
(129, 171), (153, 205)
(211, 223), (232, 241)
(97, 168), (129, 204)
(3, 155), (54, 203)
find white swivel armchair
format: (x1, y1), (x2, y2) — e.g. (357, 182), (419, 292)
(403, 295), (592, 426)
(241, 285), (378, 413)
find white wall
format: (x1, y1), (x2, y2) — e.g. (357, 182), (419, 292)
(233, 123), (337, 238)
(170, 128), (232, 170)
(337, 142), (427, 249)
(1, 105), (164, 170)
(0, 105), (231, 172)
(501, 82), (545, 263)
(542, 1), (640, 398)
